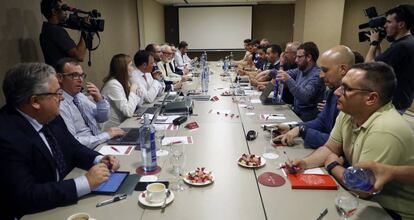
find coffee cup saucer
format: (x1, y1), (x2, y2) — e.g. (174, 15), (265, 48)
(138, 190), (175, 207)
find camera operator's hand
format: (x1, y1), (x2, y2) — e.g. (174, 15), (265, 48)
(366, 29), (380, 43)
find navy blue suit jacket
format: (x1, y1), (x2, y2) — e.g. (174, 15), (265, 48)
(0, 105), (100, 219)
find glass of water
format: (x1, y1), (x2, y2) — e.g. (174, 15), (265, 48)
(169, 144), (187, 191)
(335, 190), (359, 219)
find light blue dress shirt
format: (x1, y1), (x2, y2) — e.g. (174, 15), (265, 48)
(60, 91), (110, 149)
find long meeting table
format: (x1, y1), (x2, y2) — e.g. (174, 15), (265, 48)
(24, 62), (392, 220)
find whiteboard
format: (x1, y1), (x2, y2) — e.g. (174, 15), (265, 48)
(178, 6), (252, 50)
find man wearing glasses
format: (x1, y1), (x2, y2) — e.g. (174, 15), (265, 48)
(290, 62), (414, 219)
(0, 63), (120, 219)
(276, 42), (325, 121)
(276, 45), (355, 149)
(56, 58), (124, 148)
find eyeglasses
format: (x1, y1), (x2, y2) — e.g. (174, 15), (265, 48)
(62, 72), (87, 80)
(338, 84), (373, 95)
(35, 88), (64, 97)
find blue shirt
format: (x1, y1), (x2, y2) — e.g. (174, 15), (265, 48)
(301, 90), (339, 148)
(60, 91), (110, 149)
(285, 65), (325, 120)
(17, 109), (103, 198)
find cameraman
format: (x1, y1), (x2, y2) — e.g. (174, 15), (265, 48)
(40, 0), (86, 67)
(365, 5), (414, 112)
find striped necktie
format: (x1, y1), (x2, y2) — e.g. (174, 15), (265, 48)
(41, 125), (68, 179)
(73, 95), (100, 135)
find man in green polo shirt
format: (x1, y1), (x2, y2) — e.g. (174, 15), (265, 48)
(291, 62), (414, 219)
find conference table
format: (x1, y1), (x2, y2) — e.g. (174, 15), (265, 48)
(24, 62), (392, 220)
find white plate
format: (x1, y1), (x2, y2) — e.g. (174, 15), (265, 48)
(183, 171), (215, 186)
(138, 190), (175, 207)
(237, 155), (266, 168)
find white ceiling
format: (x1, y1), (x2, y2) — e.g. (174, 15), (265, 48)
(156, 0), (295, 5)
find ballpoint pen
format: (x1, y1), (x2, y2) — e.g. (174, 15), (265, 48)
(111, 146), (120, 153)
(316, 208), (328, 220)
(96, 194), (127, 207)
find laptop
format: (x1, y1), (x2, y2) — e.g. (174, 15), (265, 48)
(134, 92), (170, 117)
(107, 101), (163, 146)
(260, 82), (284, 105)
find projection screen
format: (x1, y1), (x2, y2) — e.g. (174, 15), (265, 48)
(178, 6), (252, 50)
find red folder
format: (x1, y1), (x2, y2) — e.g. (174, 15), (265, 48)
(287, 173), (338, 190)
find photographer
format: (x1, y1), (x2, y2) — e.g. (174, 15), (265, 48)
(40, 0), (86, 67)
(365, 5), (414, 112)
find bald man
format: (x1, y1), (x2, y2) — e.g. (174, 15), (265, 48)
(275, 45), (355, 148)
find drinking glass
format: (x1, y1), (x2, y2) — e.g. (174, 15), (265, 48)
(184, 96), (192, 118)
(335, 191), (359, 220)
(155, 128), (168, 157)
(169, 144), (187, 191)
(262, 128), (279, 160)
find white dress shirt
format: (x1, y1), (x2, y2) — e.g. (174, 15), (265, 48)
(17, 109), (103, 198)
(131, 69), (164, 103)
(59, 91), (110, 149)
(101, 78), (142, 129)
(174, 50), (191, 70)
(157, 60), (182, 83)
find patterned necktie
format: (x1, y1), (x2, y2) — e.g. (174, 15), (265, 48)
(73, 95), (100, 135)
(40, 125), (67, 180)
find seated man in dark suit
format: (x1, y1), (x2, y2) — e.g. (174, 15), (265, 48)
(0, 63), (120, 219)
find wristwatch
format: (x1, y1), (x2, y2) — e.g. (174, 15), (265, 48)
(298, 124), (306, 137)
(326, 161), (340, 175)
(370, 40), (379, 46)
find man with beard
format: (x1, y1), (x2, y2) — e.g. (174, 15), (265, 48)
(276, 42), (325, 121)
(276, 45), (354, 148)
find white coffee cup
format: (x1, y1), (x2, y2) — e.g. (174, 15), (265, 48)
(67, 212), (96, 220)
(146, 182), (166, 203)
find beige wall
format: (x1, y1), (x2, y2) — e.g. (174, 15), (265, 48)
(0, 0), (139, 106)
(252, 4), (295, 47)
(293, 0), (305, 42)
(140, 0), (165, 47)
(294, 0), (345, 55)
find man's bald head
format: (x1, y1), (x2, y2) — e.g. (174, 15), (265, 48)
(319, 45), (355, 89)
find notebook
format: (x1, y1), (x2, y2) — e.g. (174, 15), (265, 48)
(287, 173), (338, 190)
(107, 108), (161, 146)
(260, 82), (285, 105)
(134, 91), (171, 117)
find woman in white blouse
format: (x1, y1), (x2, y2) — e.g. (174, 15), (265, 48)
(101, 54), (142, 128)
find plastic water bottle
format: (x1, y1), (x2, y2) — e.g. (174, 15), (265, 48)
(272, 80), (279, 104)
(229, 52), (234, 68)
(201, 63), (209, 94)
(139, 114), (157, 172)
(343, 166), (376, 192)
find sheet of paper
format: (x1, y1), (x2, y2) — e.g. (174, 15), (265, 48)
(153, 124), (179, 131)
(304, 168), (325, 175)
(250, 99), (262, 104)
(140, 114), (181, 124)
(246, 112), (256, 116)
(99, 145), (134, 155)
(162, 136), (193, 145)
(260, 114), (286, 120)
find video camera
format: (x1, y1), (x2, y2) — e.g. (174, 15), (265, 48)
(358, 7), (386, 42)
(60, 4), (104, 33)
(59, 4), (105, 66)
